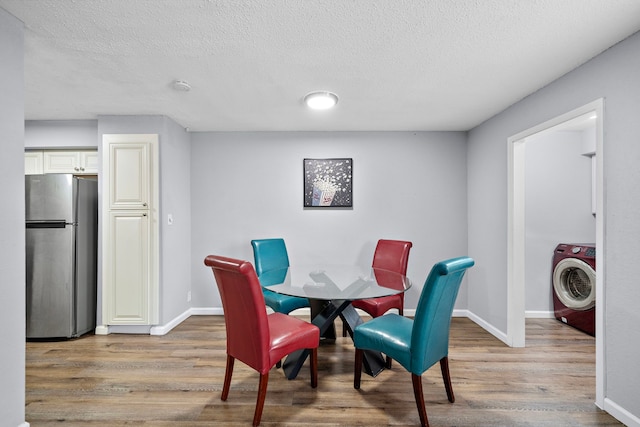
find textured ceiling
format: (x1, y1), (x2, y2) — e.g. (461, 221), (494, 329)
(2, 0), (640, 132)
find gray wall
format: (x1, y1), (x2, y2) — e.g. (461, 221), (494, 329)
(25, 120), (98, 148)
(525, 130), (595, 312)
(467, 31), (640, 420)
(158, 118), (192, 322)
(0, 8), (26, 427)
(189, 131), (469, 311)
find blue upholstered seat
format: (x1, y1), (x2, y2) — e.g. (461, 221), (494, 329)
(251, 238), (310, 314)
(353, 256), (475, 427)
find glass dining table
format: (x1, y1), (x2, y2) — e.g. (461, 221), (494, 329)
(259, 265), (412, 380)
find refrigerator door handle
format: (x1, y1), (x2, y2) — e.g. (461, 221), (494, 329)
(26, 220), (68, 229)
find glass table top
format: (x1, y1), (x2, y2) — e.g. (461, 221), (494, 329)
(260, 265), (411, 301)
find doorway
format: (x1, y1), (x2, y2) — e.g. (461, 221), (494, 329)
(507, 99), (604, 407)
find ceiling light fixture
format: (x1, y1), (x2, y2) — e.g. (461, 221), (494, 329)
(173, 80), (191, 92)
(304, 91), (338, 110)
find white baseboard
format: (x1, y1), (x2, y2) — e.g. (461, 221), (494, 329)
(107, 325), (152, 334)
(150, 307), (224, 335)
(190, 307), (224, 316)
(150, 309), (191, 336)
(95, 324), (152, 335)
(94, 325), (109, 335)
(95, 307), (552, 340)
(604, 397), (640, 427)
(95, 308), (225, 336)
(525, 310), (555, 318)
(466, 309), (510, 345)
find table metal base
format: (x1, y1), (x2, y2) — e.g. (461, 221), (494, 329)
(281, 299), (386, 380)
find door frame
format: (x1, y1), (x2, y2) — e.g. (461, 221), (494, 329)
(507, 98), (604, 407)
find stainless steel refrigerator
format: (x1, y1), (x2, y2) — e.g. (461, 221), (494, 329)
(25, 174), (98, 339)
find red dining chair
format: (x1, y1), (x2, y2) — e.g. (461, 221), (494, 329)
(204, 255), (320, 427)
(344, 240), (413, 346)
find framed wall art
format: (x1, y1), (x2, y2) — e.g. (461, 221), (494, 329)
(303, 158), (353, 207)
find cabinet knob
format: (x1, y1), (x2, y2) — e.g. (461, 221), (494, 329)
(74, 167), (80, 171)
(143, 203), (148, 207)
(142, 213), (147, 217)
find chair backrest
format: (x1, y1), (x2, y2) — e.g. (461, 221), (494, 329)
(251, 238), (290, 277)
(204, 255), (270, 372)
(410, 256), (475, 375)
(372, 239), (413, 274)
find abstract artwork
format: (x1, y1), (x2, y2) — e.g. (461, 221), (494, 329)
(303, 158), (353, 207)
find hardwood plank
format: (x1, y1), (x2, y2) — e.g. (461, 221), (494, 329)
(25, 316), (620, 426)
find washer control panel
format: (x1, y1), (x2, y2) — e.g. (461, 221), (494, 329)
(570, 246), (596, 257)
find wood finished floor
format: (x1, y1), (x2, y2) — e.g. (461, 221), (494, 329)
(25, 316), (620, 426)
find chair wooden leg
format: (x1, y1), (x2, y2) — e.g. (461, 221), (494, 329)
(411, 373), (430, 427)
(253, 372), (269, 427)
(354, 348), (363, 389)
(221, 355), (234, 401)
(310, 347), (318, 388)
(342, 322), (347, 337)
(439, 356), (455, 403)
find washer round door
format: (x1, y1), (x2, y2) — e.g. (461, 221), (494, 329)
(553, 258), (596, 310)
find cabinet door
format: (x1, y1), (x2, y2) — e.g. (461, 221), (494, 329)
(108, 143), (149, 209)
(25, 152), (44, 175)
(42, 150), (98, 174)
(80, 151), (99, 174)
(105, 211), (150, 324)
(43, 151), (80, 173)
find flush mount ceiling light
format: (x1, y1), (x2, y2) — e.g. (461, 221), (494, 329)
(173, 80), (191, 92)
(304, 91), (338, 110)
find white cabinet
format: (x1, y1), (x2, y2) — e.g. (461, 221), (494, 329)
(43, 150), (98, 174)
(25, 151), (44, 174)
(107, 142), (150, 209)
(101, 134), (159, 328)
(105, 211), (150, 324)
(81, 151), (99, 173)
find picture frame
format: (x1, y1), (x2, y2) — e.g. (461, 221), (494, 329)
(303, 158), (353, 207)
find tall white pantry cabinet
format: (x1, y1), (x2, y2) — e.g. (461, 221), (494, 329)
(101, 134), (159, 329)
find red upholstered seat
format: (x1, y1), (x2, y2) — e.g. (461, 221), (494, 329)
(353, 291), (404, 318)
(204, 255), (320, 426)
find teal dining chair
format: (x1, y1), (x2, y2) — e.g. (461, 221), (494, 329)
(353, 256), (475, 427)
(251, 238), (310, 314)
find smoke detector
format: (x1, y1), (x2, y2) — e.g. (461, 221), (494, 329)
(173, 80), (191, 92)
